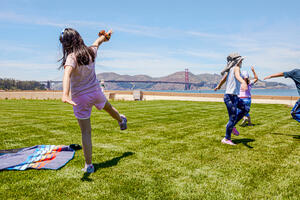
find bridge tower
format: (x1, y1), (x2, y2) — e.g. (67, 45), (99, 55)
(47, 80), (51, 90)
(184, 68), (190, 90)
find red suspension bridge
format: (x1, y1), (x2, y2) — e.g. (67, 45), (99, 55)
(41, 69), (209, 90)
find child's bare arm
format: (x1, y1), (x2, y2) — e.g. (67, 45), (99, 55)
(92, 36), (105, 48)
(251, 66), (258, 83)
(92, 30), (113, 48)
(62, 66), (77, 106)
(214, 73), (228, 91)
(234, 67), (247, 91)
(264, 72), (284, 80)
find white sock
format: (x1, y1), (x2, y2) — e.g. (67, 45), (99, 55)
(85, 163), (93, 168)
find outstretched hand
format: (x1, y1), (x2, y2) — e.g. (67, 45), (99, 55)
(62, 95), (77, 106)
(104, 29), (113, 41)
(214, 85), (220, 91)
(264, 76), (271, 80)
(107, 29), (113, 35)
(251, 66), (255, 71)
(98, 29), (113, 42)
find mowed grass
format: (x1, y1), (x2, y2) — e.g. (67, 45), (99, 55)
(0, 99), (299, 200)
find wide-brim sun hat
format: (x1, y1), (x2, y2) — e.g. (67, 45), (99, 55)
(236, 56), (245, 65)
(221, 53), (245, 76)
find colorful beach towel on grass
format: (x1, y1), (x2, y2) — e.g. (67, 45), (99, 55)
(0, 145), (75, 171)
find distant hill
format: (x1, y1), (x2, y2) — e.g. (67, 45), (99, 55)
(95, 71), (290, 91)
(52, 71), (290, 90)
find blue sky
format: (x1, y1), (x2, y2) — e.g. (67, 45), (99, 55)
(0, 0), (299, 84)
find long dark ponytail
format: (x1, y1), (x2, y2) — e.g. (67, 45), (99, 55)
(58, 28), (95, 69)
(246, 78), (250, 85)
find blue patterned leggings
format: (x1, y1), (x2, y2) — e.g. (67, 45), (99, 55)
(224, 94), (250, 140)
(237, 97), (251, 117)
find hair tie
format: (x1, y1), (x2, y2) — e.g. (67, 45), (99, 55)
(61, 28), (66, 38)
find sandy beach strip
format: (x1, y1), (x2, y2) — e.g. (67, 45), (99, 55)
(110, 91), (298, 106)
(0, 90), (298, 106)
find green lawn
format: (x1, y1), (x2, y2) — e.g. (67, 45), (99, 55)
(0, 100), (299, 200)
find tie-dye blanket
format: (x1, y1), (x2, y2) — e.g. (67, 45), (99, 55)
(0, 145), (75, 170)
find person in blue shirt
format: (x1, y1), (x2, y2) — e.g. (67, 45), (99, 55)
(264, 68), (300, 122)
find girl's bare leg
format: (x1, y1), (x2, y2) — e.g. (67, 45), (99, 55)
(240, 116), (248, 126)
(103, 101), (122, 123)
(77, 118), (92, 165)
(248, 116), (253, 126)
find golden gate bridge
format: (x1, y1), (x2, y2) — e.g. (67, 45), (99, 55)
(40, 69), (211, 90)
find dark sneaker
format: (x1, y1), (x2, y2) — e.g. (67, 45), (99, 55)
(118, 114), (127, 130)
(82, 164), (94, 173)
(240, 119), (247, 127)
(232, 127), (240, 136)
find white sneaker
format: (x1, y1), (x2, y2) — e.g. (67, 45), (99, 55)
(221, 138), (236, 145)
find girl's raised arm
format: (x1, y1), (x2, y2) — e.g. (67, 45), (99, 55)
(92, 30), (113, 48)
(251, 66), (258, 83)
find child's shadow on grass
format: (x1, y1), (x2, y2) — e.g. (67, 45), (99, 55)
(232, 138), (255, 148)
(239, 123), (261, 127)
(81, 152), (134, 182)
(270, 133), (300, 140)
